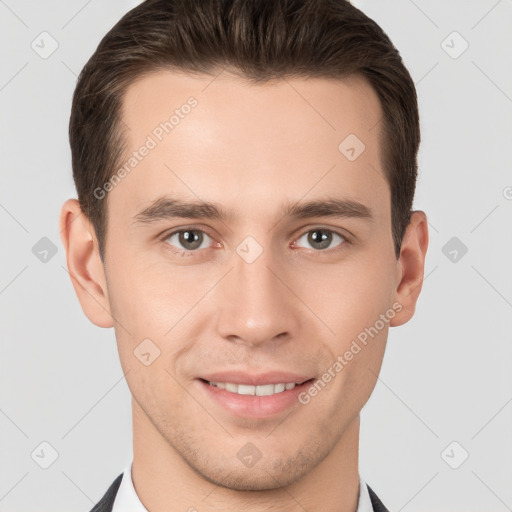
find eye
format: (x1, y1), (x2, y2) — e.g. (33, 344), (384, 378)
(163, 229), (214, 254)
(293, 228), (346, 252)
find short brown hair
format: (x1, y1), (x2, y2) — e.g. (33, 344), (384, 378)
(69, 0), (420, 261)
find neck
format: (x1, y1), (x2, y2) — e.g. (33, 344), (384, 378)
(131, 397), (361, 512)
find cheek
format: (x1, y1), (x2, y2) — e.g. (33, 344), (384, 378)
(106, 260), (207, 379)
(294, 251), (396, 341)
(106, 255), (180, 331)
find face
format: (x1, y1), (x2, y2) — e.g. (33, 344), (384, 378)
(62, 69), (427, 492)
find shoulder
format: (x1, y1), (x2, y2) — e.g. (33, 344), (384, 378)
(89, 473), (124, 512)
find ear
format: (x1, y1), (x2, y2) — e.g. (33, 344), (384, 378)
(390, 210), (429, 327)
(59, 198), (114, 328)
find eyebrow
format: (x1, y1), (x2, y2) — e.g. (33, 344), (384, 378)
(131, 195), (374, 225)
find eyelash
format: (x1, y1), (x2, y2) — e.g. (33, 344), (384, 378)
(159, 226), (351, 257)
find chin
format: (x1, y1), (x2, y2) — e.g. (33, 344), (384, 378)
(192, 447), (317, 492)
(202, 465), (306, 491)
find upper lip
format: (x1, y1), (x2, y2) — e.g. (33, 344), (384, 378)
(199, 371), (314, 386)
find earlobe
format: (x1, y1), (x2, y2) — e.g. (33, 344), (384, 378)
(390, 210), (429, 327)
(59, 198), (114, 328)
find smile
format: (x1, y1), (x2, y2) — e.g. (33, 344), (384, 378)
(207, 381), (299, 396)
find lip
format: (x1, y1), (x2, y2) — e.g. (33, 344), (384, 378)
(198, 371), (313, 386)
(196, 377), (315, 419)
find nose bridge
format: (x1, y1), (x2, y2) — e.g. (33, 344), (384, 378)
(215, 237), (299, 345)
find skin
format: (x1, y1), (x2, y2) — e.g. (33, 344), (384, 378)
(60, 70), (428, 512)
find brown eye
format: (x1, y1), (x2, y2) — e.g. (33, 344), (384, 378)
(295, 229), (345, 251)
(164, 229), (212, 252)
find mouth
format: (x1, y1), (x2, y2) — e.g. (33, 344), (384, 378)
(198, 377), (315, 397)
(196, 375), (316, 419)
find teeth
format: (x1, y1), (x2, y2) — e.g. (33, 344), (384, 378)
(208, 381), (298, 395)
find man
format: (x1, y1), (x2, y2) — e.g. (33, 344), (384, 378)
(60, 0), (428, 510)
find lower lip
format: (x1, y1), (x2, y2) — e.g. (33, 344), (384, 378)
(196, 379), (314, 419)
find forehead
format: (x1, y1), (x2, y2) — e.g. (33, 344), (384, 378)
(112, 69), (387, 225)
(121, 69), (382, 145)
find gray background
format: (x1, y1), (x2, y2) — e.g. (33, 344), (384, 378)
(1, 0), (511, 510)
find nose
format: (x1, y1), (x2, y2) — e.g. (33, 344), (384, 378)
(214, 239), (302, 348)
